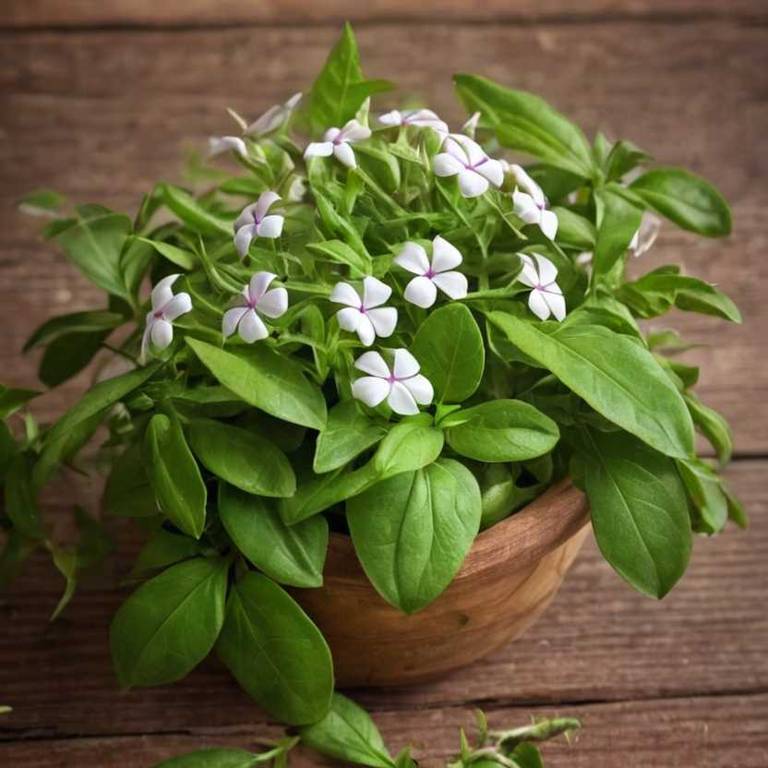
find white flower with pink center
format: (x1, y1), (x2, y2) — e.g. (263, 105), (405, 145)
(233, 191), (284, 259)
(508, 164), (559, 241)
(330, 277), (398, 347)
(140, 274), (192, 363)
(222, 272), (288, 343)
(304, 119), (371, 169)
(352, 349), (434, 416)
(517, 253), (566, 322)
(394, 236), (468, 308)
(629, 213), (662, 257)
(378, 109), (448, 134)
(244, 92), (302, 137)
(432, 134), (504, 198)
(208, 136), (248, 159)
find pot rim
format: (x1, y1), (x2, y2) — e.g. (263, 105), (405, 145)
(323, 477), (589, 582)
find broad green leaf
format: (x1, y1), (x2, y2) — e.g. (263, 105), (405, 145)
(678, 457), (728, 534)
(685, 394), (733, 465)
(160, 184), (232, 236)
(217, 572), (334, 725)
(131, 529), (203, 577)
(445, 400), (559, 462)
(188, 419), (295, 498)
(104, 440), (158, 518)
(35, 363), (160, 486)
(0, 529), (38, 589)
(4, 454), (43, 539)
(219, 484), (328, 588)
(300, 693), (394, 768)
(510, 744), (544, 768)
(348, 459), (481, 613)
(373, 420), (445, 477)
(593, 184), (643, 276)
(110, 557), (228, 687)
(53, 210), (133, 298)
(37, 330), (110, 388)
(18, 188), (65, 216)
(145, 414), (207, 538)
(152, 748), (260, 768)
(630, 167), (731, 237)
(487, 313), (694, 458)
(411, 303), (485, 403)
(604, 139), (651, 181)
(306, 239), (371, 276)
(551, 207), (596, 250)
(0, 384), (38, 419)
(477, 463), (543, 529)
(307, 23), (392, 134)
(135, 236), (197, 270)
(578, 429), (691, 598)
(23, 310), (124, 351)
(314, 401), (387, 473)
(187, 339), (326, 431)
(454, 74), (594, 178)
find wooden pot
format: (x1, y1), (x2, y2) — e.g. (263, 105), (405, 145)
(292, 478), (590, 687)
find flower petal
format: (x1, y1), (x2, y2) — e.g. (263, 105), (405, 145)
(209, 136), (247, 158)
(355, 315), (376, 346)
(542, 286), (566, 322)
(352, 376), (391, 408)
(139, 324), (152, 364)
(450, 133), (486, 166)
(532, 254), (558, 285)
(150, 318), (174, 350)
(362, 276), (392, 309)
(255, 214), (284, 239)
(475, 158), (504, 188)
(355, 351), (390, 378)
(244, 105), (281, 136)
(404, 276), (438, 308)
(431, 235), (463, 272)
(333, 142), (357, 168)
(304, 141), (334, 158)
(378, 110), (402, 127)
(509, 164), (546, 207)
(394, 242), (430, 275)
(403, 374), (433, 406)
(248, 272), (277, 303)
(387, 382), (419, 416)
(336, 307), (363, 333)
(340, 119), (371, 143)
(161, 292), (192, 321)
(458, 169), (489, 198)
(222, 306), (248, 338)
(367, 307), (398, 338)
(330, 282), (362, 308)
(234, 225), (255, 259)
(517, 254), (539, 287)
(257, 287), (288, 318)
(512, 190), (541, 225)
(441, 136), (469, 162)
(254, 190), (280, 221)
(539, 209), (559, 241)
(432, 271), (468, 300)
(392, 348), (420, 380)
(234, 203), (258, 230)
(150, 274), (180, 309)
(239, 309), (269, 343)
(528, 289), (551, 321)
(432, 152), (464, 177)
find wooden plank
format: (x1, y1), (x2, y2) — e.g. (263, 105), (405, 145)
(2, 1), (767, 29)
(0, 461), (764, 739)
(1, 694), (766, 767)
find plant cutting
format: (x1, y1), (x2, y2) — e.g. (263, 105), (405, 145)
(1, 20), (744, 734)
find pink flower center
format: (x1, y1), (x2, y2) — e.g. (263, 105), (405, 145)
(153, 310), (164, 319)
(424, 268), (436, 279)
(358, 303), (366, 313)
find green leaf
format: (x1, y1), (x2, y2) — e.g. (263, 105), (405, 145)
(19, 188), (65, 216)
(306, 239), (371, 277)
(219, 484), (328, 588)
(145, 414), (207, 538)
(35, 363), (160, 486)
(551, 207), (596, 250)
(38, 330), (110, 388)
(314, 401), (387, 473)
(131, 529), (204, 577)
(578, 429), (691, 598)
(152, 748), (260, 768)
(445, 400), (559, 462)
(300, 693), (395, 768)
(135, 236), (197, 270)
(677, 457), (728, 534)
(630, 167), (731, 237)
(160, 184), (232, 236)
(307, 23), (392, 135)
(187, 339), (326, 431)
(110, 557), (228, 687)
(104, 441), (158, 518)
(454, 74), (594, 178)
(52, 209), (133, 298)
(685, 394), (733, 465)
(217, 572), (334, 725)
(593, 184), (643, 276)
(188, 419), (295, 498)
(348, 459), (481, 613)
(411, 303), (485, 403)
(373, 420), (445, 477)
(23, 310), (125, 351)
(487, 313), (694, 458)
(4, 454), (43, 539)
(603, 139), (651, 182)
(510, 744), (544, 768)
(0, 385), (38, 419)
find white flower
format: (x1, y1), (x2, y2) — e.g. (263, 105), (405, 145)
(432, 134), (504, 198)
(208, 136), (248, 159)
(508, 164), (559, 240)
(378, 109), (448, 134)
(629, 213), (661, 257)
(140, 274), (192, 362)
(244, 92), (302, 137)
(394, 236), (468, 308)
(330, 277), (397, 347)
(304, 119), (371, 169)
(222, 272), (288, 343)
(233, 191), (284, 259)
(461, 111), (480, 139)
(352, 349), (433, 416)
(517, 253), (566, 322)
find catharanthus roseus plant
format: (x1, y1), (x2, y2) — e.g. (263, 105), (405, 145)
(2, 22), (744, 731)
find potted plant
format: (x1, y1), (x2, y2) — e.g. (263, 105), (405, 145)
(2, 23), (743, 731)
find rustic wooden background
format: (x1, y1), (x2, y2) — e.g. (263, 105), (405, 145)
(1, 1), (766, 766)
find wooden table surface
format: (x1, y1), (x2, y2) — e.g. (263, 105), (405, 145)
(1, 2), (766, 765)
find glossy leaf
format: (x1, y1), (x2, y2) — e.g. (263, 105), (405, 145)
(152, 749), (261, 768)
(307, 239), (371, 277)
(104, 440), (158, 518)
(23, 310), (124, 352)
(678, 457), (728, 534)
(160, 184), (231, 236)
(685, 393), (733, 465)
(131, 529), (204, 577)
(373, 420), (445, 477)
(314, 401), (387, 473)
(4, 454), (43, 539)
(593, 184), (643, 276)
(0, 385), (38, 420)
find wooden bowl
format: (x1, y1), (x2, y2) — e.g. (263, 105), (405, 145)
(292, 478), (590, 687)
